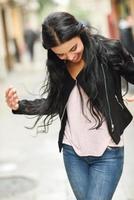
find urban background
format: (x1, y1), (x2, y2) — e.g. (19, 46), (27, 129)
(0, 0), (134, 200)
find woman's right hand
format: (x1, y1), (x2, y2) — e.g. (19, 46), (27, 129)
(5, 87), (19, 110)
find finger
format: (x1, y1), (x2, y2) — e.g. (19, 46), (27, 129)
(6, 95), (18, 107)
(13, 103), (19, 110)
(9, 88), (16, 96)
(9, 96), (18, 105)
(13, 93), (18, 99)
(5, 86), (14, 97)
(11, 102), (19, 110)
(7, 88), (17, 99)
(8, 100), (19, 110)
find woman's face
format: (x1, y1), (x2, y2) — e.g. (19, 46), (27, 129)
(51, 36), (84, 63)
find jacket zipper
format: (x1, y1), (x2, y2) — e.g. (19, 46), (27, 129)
(101, 64), (114, 132)
(115, 95), (124, 109)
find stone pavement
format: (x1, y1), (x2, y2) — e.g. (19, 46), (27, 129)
(0, 49), (134, 199)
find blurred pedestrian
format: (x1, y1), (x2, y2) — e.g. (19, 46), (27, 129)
(119, 15), (134, 56)
(12, 38), (21, 62)
(24, 28), (38, 61)
(119, 15), (134, 99)
(5, 12), (134, 200)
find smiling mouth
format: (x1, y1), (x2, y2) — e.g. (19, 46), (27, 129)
(72, 53), (81, 62)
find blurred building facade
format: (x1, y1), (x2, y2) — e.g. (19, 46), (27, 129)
(68, 0), (111, 36)
(1, 0), (134, 78)
(0, 0), (24, 73)
(0, 0), (39, 78)
(69, 0), (134, 40)
(109, 0), (134, 39)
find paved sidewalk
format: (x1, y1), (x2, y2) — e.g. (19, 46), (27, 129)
(0, 56), (134, 199)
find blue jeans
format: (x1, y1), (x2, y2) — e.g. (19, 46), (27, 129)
(63, 144), (124, 200)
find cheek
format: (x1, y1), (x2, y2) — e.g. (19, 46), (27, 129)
(57, 55), (65, 60)
(76, 45), (84, 54)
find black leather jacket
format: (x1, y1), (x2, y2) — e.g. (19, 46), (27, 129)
(13, 40), (134, 152)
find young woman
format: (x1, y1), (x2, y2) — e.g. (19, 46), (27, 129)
(5, 12), (134, 200)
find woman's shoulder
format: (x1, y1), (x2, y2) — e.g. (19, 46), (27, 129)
(93, 34), (122, 56)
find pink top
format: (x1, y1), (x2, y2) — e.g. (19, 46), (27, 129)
(63, 84), (124, 156)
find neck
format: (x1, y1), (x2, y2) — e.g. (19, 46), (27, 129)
(66, 59), (85, 79)
(67, 59), (84, 68)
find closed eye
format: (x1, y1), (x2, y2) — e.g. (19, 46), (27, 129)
(55, 44), (77, 57)
(70, 44), (77, 52)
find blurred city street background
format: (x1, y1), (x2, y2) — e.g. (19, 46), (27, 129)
(0, 0), (134, 199)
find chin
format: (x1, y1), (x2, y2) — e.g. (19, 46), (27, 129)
(73, 60), (80, 63)
(73, 54), (82, 63)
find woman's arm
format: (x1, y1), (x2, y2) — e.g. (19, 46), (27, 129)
(5, 87), (49, 115)
(111, 41), (134, 84)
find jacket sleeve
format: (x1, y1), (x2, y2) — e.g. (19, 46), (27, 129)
(111, 41), (134, 84)
(12, 98), (50, 115)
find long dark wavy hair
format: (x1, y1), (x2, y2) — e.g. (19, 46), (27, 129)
(32, 11), (128, 132)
